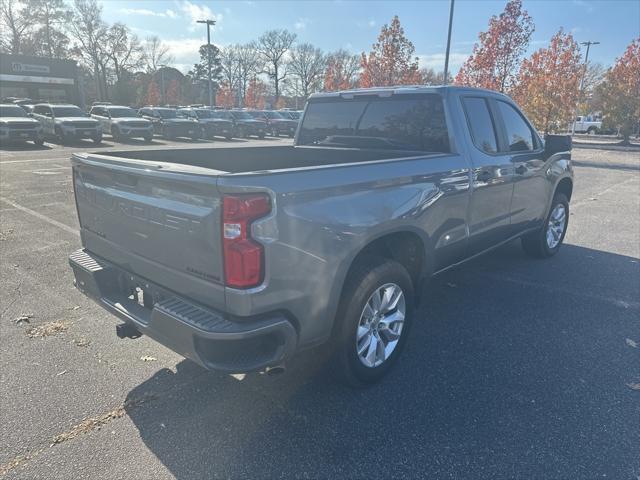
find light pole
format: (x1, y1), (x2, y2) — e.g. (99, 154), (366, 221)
(443, 0), (455, 85)
(158, 64), (166, 106)
(571, 40), (600, 134)
(197, 19), (216, 107)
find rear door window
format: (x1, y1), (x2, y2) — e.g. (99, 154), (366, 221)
(462, 97), (499, 154)
(497, 101), (535, 152)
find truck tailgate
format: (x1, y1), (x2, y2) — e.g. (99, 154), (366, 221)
(71, 153), (226, 309)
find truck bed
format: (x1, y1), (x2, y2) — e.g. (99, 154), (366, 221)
(102, 145), (421, 174)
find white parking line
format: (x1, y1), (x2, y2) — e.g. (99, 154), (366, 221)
(0, 197), (79, 237)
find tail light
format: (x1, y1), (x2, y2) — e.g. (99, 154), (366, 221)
(222, 194), (271, 288)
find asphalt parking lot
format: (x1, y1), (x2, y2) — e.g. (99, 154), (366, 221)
(0, 138), (638, 479)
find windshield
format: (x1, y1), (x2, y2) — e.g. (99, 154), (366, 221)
(195, 110), (212, 119)
(298, 94), (450, 153)
(0, 106), (28, 117)
(156, 109), (178, 119)
(52, 106), (86, 117)
(231, 111), (252, 120)
(107, 107), (137, 118)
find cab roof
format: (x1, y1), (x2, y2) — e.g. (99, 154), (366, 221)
(308, 85), (509, 100)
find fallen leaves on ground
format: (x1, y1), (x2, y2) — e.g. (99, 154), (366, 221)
(140, 355), (157, 362)
(625, 338), (638, 348)
(51, 395), (156, 446)
(73, 337), (91, 347)
(626, 383), (640, 391)
(26, 320), (69, 338)
(14, 314), (33, 325)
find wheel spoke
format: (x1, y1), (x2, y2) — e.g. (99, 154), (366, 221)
(362, 302), (375, 322)
(381, 285), (402, 313)
(378, 310), (404, 330)
(357, 331), (373, 356)
(357, 325), (370, 341)
(365, 334), (379, 365)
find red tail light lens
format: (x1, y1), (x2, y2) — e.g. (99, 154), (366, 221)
(222, 194), (271, 288)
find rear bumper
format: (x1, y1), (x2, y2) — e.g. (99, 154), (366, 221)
(69, 249), (297, 372)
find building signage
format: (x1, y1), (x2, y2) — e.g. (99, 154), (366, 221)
(0, 74), (74, 85)
(11, 62), (51, 74)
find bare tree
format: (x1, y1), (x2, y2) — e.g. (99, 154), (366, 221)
(68, 0), (108, 99)
(0, 0), (34, 54)
(419, 67), (452, 85)
(288, 43), (326, 99)
(106, 23), (144, 82)
(219, 45), (240, 99)
(29, 0), (71, 58)
(257, 29), (296, 103)
(143, 36), (174, 72)
(235, 42), (263, 106)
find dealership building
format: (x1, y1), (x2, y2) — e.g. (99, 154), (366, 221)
(0, 54), (82, 105)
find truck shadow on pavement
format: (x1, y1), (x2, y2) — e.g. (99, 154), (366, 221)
(125, 241), (639, 479)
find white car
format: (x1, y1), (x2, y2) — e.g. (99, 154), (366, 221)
(32, 104), (102, 144)
(0, 104), (44, 146)
(90, 105), (153, 142)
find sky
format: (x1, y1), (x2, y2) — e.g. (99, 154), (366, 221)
(100, 0), (640, 74)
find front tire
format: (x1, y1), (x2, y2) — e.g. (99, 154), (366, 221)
(522, 193), (569, 258)
(92, 134), (102, 145)
(331, 257), (414, 387)
(33, 138), (45, 146)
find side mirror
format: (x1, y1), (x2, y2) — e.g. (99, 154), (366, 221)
(544, 134), (571, 156)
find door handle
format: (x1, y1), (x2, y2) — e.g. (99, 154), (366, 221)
(476, 170), (492, 182)
(515, 164), (527, 175)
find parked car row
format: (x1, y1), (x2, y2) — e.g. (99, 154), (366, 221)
(0, 101), (304, 147)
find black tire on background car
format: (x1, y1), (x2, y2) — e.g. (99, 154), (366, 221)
(92, 134), (102, 145)
(143, 134), (153, 143)
(33, 138), (45, 146)
(331, 256), (414, 387)
(111, 126), (121, 141)
(522, 192), (569, 258)
(55, 127), (68, 145)
(258, 132), (265, 139)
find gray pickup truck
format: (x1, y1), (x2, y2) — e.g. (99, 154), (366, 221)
(69, 86), (573, 386)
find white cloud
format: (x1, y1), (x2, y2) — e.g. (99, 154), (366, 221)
(120, 8), (177, 18)
(180, 1), (223, 31)
(417, 52), (469, 72)
(294, 17), (309, 30)
(356, 18), (377, 28)
(572, 0), (595, 13)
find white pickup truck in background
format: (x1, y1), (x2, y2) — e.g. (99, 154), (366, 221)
(571, 115), (602, 134)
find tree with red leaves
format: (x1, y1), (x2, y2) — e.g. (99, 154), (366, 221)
(324, 49), (360, 91)
(512, 29), (582, 133)
(360, 16), (421, 88)
(144, 80), (161, 106)
(245, 77), (267, 109)
(594, 38), (640, 143)
(455, 0), (534, 93)
(165, 79), (182, 105)
(216, 82), (235, 108)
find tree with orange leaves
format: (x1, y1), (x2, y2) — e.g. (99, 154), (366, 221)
(165, 79), (182, 105)
(455, 0), (533, 93)
(216, 82), (235, 108)
(512, 29), (582, 133)
(144, 80), (161, 106)
(324, 49), (360, 91)
(245, 77), (267, 109)
(359, 16), (421, 88)
(594, 38), (640, 144)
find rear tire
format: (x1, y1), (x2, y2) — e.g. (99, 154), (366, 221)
(522, 193), (569, 258)
(331, 257), (414, 387)
(92, 134), (102, 145)
(111, 126), (121, 142)
(55, 127), (68, 145)
(33, 138), (45, 146)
